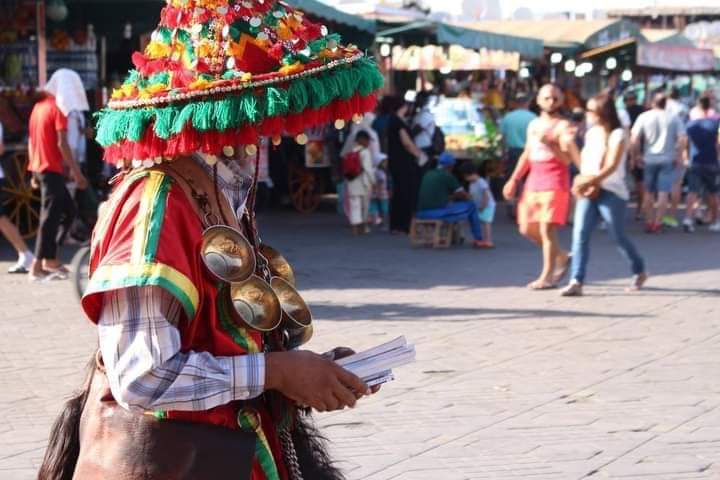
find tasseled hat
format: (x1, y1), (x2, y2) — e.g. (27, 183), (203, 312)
(95, 0), (384, 168)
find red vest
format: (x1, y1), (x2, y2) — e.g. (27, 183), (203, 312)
(82, 170), (287, 480)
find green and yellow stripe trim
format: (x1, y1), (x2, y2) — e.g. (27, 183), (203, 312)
(238, 413), (280, 480)
(86, 263), (199, 319)
(131, 171), (173, 264)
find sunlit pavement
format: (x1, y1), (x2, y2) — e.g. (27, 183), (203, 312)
(1, 208), (718, 479)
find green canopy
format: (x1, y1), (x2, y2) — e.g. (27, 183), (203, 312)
(436, 23), (544, 59)
(285, 0), (376, 34)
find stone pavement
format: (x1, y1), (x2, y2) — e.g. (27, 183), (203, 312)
(0, 208), (718, 479)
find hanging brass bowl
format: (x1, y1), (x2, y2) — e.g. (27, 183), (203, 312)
(230, 275), (282, 332)
(201, 225), (256, 283)
(271, 277), (313, 348)
(260, 244), (296, 286)
(285, 323), (314, 350)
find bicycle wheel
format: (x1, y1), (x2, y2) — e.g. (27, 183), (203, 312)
(71, 246), (92, 299)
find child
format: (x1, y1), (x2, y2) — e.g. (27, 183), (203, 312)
(369, 154), (390, 228)
(343, 130), (375, 235)
(461, 161), (495, 248)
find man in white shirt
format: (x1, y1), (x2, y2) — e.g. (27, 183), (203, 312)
(631, 93), (686, 233)
(411, 91), (436, 164)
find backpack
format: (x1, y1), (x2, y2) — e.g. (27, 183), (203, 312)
(342, 151), (362, 180)
(431, 125), (446, 156)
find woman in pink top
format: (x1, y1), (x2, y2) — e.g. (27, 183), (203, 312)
(503, 84), (571, 289)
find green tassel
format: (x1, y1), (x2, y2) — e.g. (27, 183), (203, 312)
(148, 72), (169, 86)
(157, 27), (172, 44)
(123, 70), (141, 87)
(265, 87), (288, 117)
(214, 97), (234, 131)
(288, 79), (309, 114)
(308, 38), (326, 54)
(153, 106), (178, 139)
(192, 101), (215, 132)
(335, 66), (355, 100)
(127, 109), (153, 142)
(306, 77), (329, 109)
(238, 93), (260, 124)
(171, 103), (197, 135)
(95, 110), (119, 146)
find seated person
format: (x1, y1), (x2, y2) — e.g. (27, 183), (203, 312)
(416, 152), (485, 248)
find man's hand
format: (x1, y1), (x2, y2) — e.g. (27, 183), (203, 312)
(265, 351), (369, 412)
(73, 171), (89, 190)
(326, 347), (381, 394)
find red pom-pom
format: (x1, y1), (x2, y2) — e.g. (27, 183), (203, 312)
(268, 43), (285, 61)
(132, 52), (148, 71)
(258, 117), (283, 137)
(298, 23), (321, 42)
(284, 113), (305, 135)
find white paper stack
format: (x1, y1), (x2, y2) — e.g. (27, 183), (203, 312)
(336, 336), (415, 387)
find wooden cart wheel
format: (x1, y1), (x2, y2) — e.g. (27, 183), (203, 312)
(288, 163), (322, 213)
(1, 152), (40, 239)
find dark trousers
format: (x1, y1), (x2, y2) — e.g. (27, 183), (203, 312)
(35, 172), (75, 260)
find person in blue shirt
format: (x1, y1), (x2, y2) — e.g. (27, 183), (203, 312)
(500, 93), (536, 217)
(682, 95), (720, 233)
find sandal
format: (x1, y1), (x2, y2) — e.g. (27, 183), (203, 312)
(528, 280), (557, 290)
(560, 282), (583, 297)
(626, 272), (648, 292)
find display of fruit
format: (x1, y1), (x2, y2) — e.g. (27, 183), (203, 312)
(73, 29), (88, 47)
(50, 30), (71, 50)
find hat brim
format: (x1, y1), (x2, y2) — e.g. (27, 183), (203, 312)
(96, 55), (383, 165)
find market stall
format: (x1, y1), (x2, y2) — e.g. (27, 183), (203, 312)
(380, 21), (540, 168)
(579, 30), (718, 102)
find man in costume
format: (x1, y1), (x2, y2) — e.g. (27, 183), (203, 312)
(38, 1), (384, 479)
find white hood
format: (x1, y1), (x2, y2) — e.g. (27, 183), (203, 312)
(44, 69), (90, 116)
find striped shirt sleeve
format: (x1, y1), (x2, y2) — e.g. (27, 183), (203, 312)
(98, 286), (265, 412)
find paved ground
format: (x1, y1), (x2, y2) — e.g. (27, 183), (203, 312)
(0, 206), (719, 479)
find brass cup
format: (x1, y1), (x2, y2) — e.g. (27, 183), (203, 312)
(201, 225), (256, 283)
(260, 244), (296, 286)
(230, 275), (282, 332)
(271, 277), (313, 348)
(285, 323), (314, 350)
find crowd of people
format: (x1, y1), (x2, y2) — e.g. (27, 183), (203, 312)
(336, 92), (497, 248)
(334, 79), (719, 296)
(3, 66), (719, 296)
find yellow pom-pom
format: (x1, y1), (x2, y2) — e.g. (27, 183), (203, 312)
(145, 41), (171, 60)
